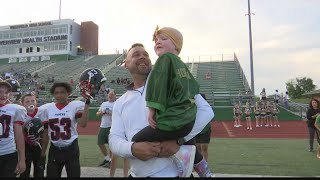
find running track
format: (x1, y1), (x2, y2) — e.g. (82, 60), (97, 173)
(78, 120), (309, 139)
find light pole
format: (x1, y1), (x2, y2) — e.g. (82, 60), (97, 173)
(245, 0), (255, 102)
(59, 0), (61, 20)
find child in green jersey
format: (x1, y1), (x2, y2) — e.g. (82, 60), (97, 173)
(131, 26), (213, 177)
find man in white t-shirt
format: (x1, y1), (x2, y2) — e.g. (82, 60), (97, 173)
(96, 90), (116, 168)
(109, 43), (214, 177)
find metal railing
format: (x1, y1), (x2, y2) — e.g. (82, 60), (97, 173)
(279, 100), (308, 120)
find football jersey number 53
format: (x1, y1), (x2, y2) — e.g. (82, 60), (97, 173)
(49, 118), (71, 141)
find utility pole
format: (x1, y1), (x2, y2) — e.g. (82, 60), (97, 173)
(245, 0), (255, 102)
(59, 0), (62, 20)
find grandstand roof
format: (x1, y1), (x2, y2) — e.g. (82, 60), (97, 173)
(302, 89), (320, 96)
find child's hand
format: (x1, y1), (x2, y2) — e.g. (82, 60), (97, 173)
(148, 108), (157, 129)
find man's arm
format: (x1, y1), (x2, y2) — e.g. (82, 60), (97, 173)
(184, 94), (214, 141)
(159, 94), (214, 157)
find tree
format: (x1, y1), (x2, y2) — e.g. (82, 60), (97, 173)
(285, 77), (316, 99)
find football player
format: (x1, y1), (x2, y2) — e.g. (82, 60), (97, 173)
(43, 72), (106, 177)
(19, 93), (48, 178)
(5, 78), (22, 105)
(0, 80), (27, 177)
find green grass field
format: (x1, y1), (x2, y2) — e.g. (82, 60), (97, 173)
(76, 135), (320, 177)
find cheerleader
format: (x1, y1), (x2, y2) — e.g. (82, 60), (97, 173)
(265, 101), (272, 127)
(260, 101), (267, 127)
(254, 101), (261, 127)
(233, 103), (242, 128)
(244, 102), (252, 130)
(271, 102), (280, 127)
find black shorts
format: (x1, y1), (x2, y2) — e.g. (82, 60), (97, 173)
(195, 128), (211, 144)
(47, 139), (80, 177)
(0, 151), (18, 177)
(20, 143), (44, 178)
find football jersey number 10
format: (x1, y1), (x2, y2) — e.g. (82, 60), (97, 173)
(0, 114), (11, 138)
(49, 118), (71, 141)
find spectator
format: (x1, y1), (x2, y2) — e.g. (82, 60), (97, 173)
(283, 91), (289, 109)
(306, 99), (320, 152)
(70, 78), (74, 87)
(95, 90), (116, 168)
(274, 89), (280, 105)
(205, 70), (212, 80)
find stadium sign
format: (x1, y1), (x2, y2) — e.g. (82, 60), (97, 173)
(9, 21), (52, 29)
(0, 34), (68, 46)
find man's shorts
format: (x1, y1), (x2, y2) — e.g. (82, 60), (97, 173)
(195, 128), (211, 144)
(97, 127), (111, 145)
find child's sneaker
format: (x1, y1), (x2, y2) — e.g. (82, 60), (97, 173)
(172, 145), (196, 177)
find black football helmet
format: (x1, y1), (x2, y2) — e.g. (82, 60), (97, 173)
(24, 118), (44, 137)
(23, 118), (44, 146)
(79, 68), (107, 100)
(5, 78), (21, 101)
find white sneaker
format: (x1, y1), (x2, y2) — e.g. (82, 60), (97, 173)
(250, 127), (252, 130)
(172, 145), (196, 177)
(278, 125), (280, 127)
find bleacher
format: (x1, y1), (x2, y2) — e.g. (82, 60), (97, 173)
(0, 53), (251, 108)
(103, 65), (132, 96)
(190, 60), (250, 107)
(13, 54), (123, 103)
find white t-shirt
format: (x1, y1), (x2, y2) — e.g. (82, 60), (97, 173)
(98, 101), (115, 128)
(0, 103), (27, 156)
(274, 92), (280, 100)
(42, 101), (84, 147)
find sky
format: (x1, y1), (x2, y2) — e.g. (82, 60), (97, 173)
(1, 0), (319, 96)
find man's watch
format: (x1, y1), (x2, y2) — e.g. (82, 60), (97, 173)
(176, 137), (185, 145)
